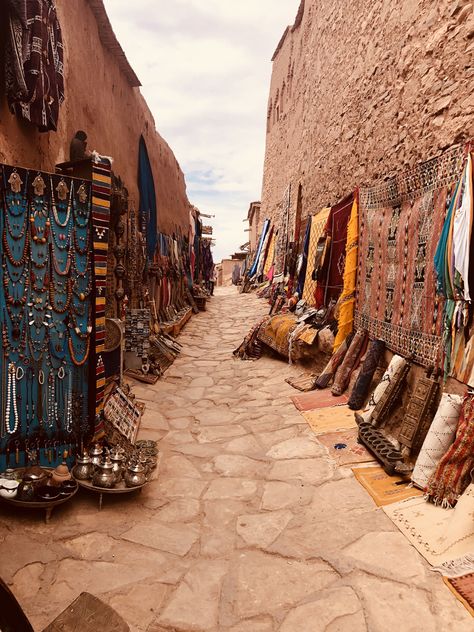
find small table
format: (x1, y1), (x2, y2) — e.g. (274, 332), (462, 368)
(75, 478), (147, 510)
(1, 487), (78, 523)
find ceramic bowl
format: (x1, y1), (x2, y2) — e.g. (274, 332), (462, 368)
(60, 479), (77, 494)
(0, 479), (19, 499)
(35, 485), (61, 501)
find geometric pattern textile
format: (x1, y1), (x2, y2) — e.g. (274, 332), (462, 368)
(384, 484), (474, 570)
(302, 208), (331, 305)
(411, 393), (463, 490)
(355, 145), (465, 367)
(91, 157), (112, 440)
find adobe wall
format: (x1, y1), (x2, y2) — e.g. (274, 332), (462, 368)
(0, 0), (190, 234)
(261, 0), (474, 233)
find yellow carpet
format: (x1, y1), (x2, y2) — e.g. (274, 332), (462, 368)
(302, 405), (357, 435)
(352, 464), (422, 507)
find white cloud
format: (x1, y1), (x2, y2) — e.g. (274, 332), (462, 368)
(103, 0), (300, 261)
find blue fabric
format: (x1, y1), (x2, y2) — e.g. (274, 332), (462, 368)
(248, 219), (270, 277)
(434, 181), (459, 298)
(138, 136), (157, 261)
(297, 219), (311, 297)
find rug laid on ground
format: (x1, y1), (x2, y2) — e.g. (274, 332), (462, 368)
(317, 428), (374, 466)
(302, 405), (357, 435)
(383, 484), (474, 571)
(352, 464), (423, 506)
(286, 372), (318, 392)
(444, 575), (474, 616)
(354, 145), (465, 368)
(291, 390), (349, 411)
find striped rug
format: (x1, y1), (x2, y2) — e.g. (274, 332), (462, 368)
(91, 156), (112, 440)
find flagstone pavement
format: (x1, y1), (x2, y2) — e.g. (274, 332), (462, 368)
(1, 287), (472, 631)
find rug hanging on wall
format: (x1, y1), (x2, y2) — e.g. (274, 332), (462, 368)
(315, 193), (354, 308)
(354, 145), (465, 367)
(302, 208), (331, 306)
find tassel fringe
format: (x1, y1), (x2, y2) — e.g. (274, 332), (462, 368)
(433, 553), (474, 577)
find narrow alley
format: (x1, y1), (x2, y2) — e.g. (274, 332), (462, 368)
(2, 288), (472, 632)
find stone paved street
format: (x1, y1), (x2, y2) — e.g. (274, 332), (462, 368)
(1, 287), (473, 631)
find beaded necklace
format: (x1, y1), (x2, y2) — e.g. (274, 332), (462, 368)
(4, 363), (19, 435)
(68, 331), (90, 367)
(49, 277), (72, 314)
(50, 177), (72, 227)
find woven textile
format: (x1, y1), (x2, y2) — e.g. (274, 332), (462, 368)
(352, 465), (422, 506)
(318, 428), (374, 466)
(360, 354), (407, 423)
(302, 208), (331, 305)
(5, 0), (64, 131)
(291, 390), (348, 411)
(348, 339), (385, 410)
(384, 484), (474, 570)
(91, 157), (112, 440)
(302, 405), (357, 435)
(411, 393), (463, 490)
(331, 329), (368, 396)
(425, 392), (474, 507)
(233, 316), (270, 360)
(257, 313), (298, 358)
(263, 229), (276, 278)
(334, 194), (359, 348)
(316, 193), (354, 307)
(314, 333), (352, 389)
(445, 574), (474, 615)
(248, 219), (270, 278)
(355, 146), (466, 367)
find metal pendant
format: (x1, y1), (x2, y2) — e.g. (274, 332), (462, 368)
(32, 174), (46, 196)
(8, 171), (23, 193)
(56, 179), (69, 201)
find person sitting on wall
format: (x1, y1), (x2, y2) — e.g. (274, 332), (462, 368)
(69, 130), (91, 162)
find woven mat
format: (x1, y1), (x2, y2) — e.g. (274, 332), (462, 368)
(352, 464), (422, 507)
(292, 389), (349, 411)
(286, 373), (318, 392)
(302, 405), (357, 435)
(444, 575), (474, 617)
(317, 428), (375, 466)
(383, 484), (474, 570)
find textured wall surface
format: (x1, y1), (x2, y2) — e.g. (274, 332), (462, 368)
(0, 0), (190, 234)
(261, 0), (474, 233)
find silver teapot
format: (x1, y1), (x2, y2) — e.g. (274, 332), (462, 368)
(89, 443), (104, 468)
(124, 461), (147, 488)
(92, 457), (116, 489)
(72, 452), (94, 481)
(109, 449), (125, 484)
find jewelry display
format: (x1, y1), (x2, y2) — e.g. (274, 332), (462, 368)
(0, 164), (98, 471)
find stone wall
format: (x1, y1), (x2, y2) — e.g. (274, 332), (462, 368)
(260, 0), (474, 233)
(0, 0), (190, 234)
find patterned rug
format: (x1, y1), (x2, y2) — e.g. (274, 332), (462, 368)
(317, 428), (374, 466)
(444, 575), (474, 617)
(383, 484), (474, 571)
(302, 405), (357, 435)
(291, 390), (348, 411)
(354, 145), (465, 368)
(352, 464), (422, 507)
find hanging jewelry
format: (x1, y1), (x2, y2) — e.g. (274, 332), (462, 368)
(5, 363), (19, 434)
(64, 371), (73, 433)
(73, 182), (91, 228)
(51, 177), (72, 227)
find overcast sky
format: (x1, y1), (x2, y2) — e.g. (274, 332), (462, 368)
(103, 0), (300, 261)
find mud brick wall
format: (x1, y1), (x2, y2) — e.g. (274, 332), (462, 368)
(261, 0), (474, 233)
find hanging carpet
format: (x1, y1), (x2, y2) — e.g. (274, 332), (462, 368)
(355, 145), (465, 367)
